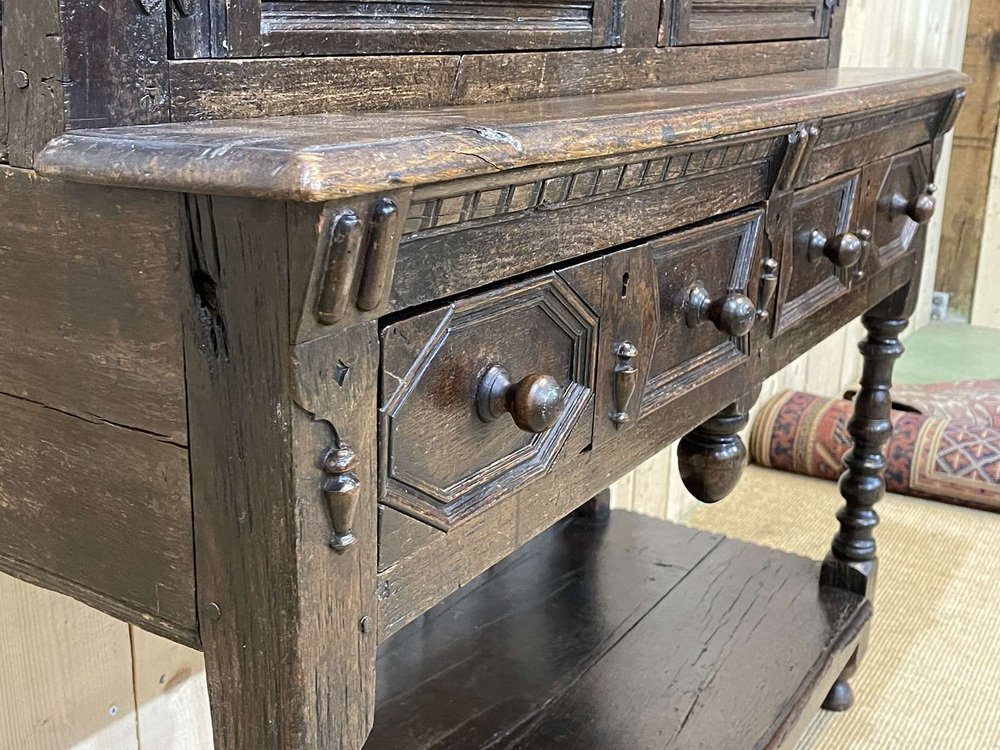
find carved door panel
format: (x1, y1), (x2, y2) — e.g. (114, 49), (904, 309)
(379, 257), (602, 531)
(662, 0), (833, 46)
(172, 0), (624, 58)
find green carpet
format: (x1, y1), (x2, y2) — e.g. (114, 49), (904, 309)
(896, 322), (1000, 384)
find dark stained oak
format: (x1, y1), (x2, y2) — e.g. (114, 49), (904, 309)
(0, 167), (187, 443)
(167, 41), (832, 121)
(60, 0), (171, 130)
(821, 285), (912, 602)
(366, 512), (870, 750)
(375, 241), (930, 637)
(36, 69), (968, 202)
(668, 0), (830, 46)
(677, 401), (751, 504)
(182, 195), (380, 750)
(0, 2), (968, 748)
(2, 0), (64, 168)
(0, 391), (197, 646)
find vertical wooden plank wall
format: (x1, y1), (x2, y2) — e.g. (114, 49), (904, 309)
(613, 0), (973, 519)
(0, 576), (139, 750)
(971, 127), (1000, 330)
(937, 0), (1000, 319)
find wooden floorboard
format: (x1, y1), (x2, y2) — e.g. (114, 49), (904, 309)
(366, 511), (869, 750)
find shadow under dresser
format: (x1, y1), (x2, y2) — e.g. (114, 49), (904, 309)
(0, 1), (967, 747)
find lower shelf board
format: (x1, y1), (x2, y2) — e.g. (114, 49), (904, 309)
(367, 511), (871, 750)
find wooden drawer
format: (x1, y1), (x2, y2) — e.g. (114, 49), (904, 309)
(870, 147), (936, 264)
(777, 171), (862, 332)
(664, 0), (830, 46)
(379, 260), (601, 530)
(798, 98), (951, 188)
(595, 210), (765, 444)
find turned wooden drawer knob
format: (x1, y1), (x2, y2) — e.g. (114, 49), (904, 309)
(476, 365), (565, 434)
(808, 230), (864, 269)
(685, 286), (756, 337)
(890, 184), (937, 224)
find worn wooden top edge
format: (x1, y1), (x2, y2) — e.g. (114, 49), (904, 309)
(35, 68), (968, 202)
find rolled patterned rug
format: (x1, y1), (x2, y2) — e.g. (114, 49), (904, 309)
(749, 382), (1000, 512)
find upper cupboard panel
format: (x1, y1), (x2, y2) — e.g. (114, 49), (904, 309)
(665, 0), (832, 46)
(170, 0), (834, 57)
(171, 0), (623, 57)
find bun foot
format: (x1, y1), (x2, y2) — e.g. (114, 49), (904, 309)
(822, 678), (855, 712)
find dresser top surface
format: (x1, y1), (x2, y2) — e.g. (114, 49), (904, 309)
(36, 68), (966, 202)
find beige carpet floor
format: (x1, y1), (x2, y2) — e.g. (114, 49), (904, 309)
(685, 465), (1000, 750)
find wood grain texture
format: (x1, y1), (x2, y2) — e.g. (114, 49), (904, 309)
(378, 236), (927, 635)
(0, 391), (197, 644)
(370, 514), (724, 749)
(167, 40), (830, 121)
(621, 0), (970, 523)
(36, 68), (968, 202)
(0, 167), (187, 442)
(508, 542), (868, 750)
(936, 0), (1000, 316)
(839, 0), (971, 330)
(0, 9), (8, 163)
(182, 193), (303, 750)
(183, 194), (377, 750)
(0, 573), (140, 750)
(254, 0), (619, 56)
(61, 0), (171, 129)
(667, 0), (828, 46)
(381, 262), (599, 530)
(131, 627), (214, 750)
(369, 512), (869, 750)
(0, 1), (976, 747)
(971, 118), (1000, 329)
(291, 324), (380, 750)
(777, 170), (859, 332)
(393, 144), (777, 314)
(2, 0), (63, 168)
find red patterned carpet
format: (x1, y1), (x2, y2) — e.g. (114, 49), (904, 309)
(750, 381), (1000, 512)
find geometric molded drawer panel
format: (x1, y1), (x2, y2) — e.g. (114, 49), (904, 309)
(872, 147), (933, 264)
(778, 171), (861, 332)
(641, 210), (764, 415)
(380, 267), (599, 530)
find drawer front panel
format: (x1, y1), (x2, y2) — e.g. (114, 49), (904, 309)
(665, 0), (829, 46)
(872, 147), (934, 264)
(393, 128), (786, 313)
(380, 261), (601, 530)
(777, 171), (860, 332)
(799, 98), (947, 188)
(642, 211), (763, 413)
(594, 210), (764, 444)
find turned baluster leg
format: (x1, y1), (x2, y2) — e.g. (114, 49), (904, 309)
(820, 292), (909, 711)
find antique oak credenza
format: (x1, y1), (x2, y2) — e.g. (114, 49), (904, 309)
(0, 0), (967, 747)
